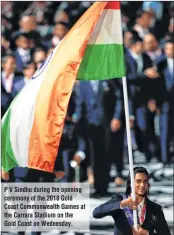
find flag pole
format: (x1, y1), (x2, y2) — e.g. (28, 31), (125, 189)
(122, 76), (138, 230)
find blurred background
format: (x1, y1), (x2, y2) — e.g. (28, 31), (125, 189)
(1, 1), (173, 235)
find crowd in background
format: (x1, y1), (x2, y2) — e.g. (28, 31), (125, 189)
(1, 1), (174, 197)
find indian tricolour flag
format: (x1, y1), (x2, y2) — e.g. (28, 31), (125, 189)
(2, 1), (125, 173)
(78, 2), (125, 80)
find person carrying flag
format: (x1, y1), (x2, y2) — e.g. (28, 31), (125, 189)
(93, 167), (171, 235)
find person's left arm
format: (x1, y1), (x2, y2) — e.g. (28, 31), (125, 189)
(53, 147), (65, 179)
(154, 206), (171, 235)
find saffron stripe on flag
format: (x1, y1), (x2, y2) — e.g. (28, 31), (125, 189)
(1, 1), (127, 173)
(105, 2), (120, 10)
(1, 2), (108, 173)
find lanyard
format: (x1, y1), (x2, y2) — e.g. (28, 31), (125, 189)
(121, 194), (134, 227)
(139, 203), (146, 224)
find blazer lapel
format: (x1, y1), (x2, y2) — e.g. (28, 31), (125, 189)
(87, 81), (97, 109)
(1, 72), (6, 90)
(1, 78), (6, 90)
(15, 51), (24, 70)
(97, 81), (103, 100)
(11, 75), (17, 92)
(142, 203), (151, 227)
(163, 67), (173, 91)
(141, 198), (156, 232)
(88, 81), (96, 96)
(126, 51), (137, 73)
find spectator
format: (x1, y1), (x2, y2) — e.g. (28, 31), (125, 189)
(1, 34), (12, 57)
(53, 22), (69, 40)
(44, 21), (69, 48)
(12, 61), (36, 98)
(143, 2), (170, 40)
(1, 2), (17, 34)
(19, 15), (37, 32)
(123, 30), (139, 49)
(37, 12), (53, 38)
(73, 79), (125, 196)
(160, 18), (174, 47)
(156, 40), (174, 164)
(142, 2), (163, 20)
(143, 33), (163, 63)
(1, 54), (22, 116)
(14, 15), (42, 48)
(55, 2), (83, 26)
(22, 2), (51, 24)
(104, 80), (125, 186)
(22, 2), (54, 37)
(168, 17), (174, 36)
(134, 10), (152, 39)
(33, 48), (47, 68)
(14, 32), (31, 72)
(54, 10), (69, 24)
(125, 36), (160, 161)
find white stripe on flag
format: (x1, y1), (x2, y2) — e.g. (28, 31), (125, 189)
(10, 74), (46, 166)
(10, 47), (58, 166)
(88, 9), (123, 45)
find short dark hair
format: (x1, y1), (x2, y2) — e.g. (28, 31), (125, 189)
(129, 35), (143, 46)
(23, 61), (36, 70)
(165, 39), (174, 45)
(2, 54), (15, 64)
(2, 32), (10, 41)
(34, 47), (47, 54)
(14, 32), (29, 41)
(126, 167), (150, 196)
(123, 29), (139, 39)
(136, 9), (148, 19)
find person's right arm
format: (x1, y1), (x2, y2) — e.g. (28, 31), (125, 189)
(93, 195), (122, 218)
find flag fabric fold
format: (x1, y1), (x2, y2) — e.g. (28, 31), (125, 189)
(1, 1), (125, 173)
(77, 1), (125, 80)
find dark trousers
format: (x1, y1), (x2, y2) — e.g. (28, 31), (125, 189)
(13, 167), (54, 183)
(135, 106), (149, 155)
(160, 102), (174, 163)
(88, 124), (110, 194)
(106, 126), (124, 177)
(146, 110), (160, 159)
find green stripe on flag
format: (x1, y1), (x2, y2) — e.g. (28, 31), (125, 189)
(1, 109), (19, 172)
(77, 44), (125, 80)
